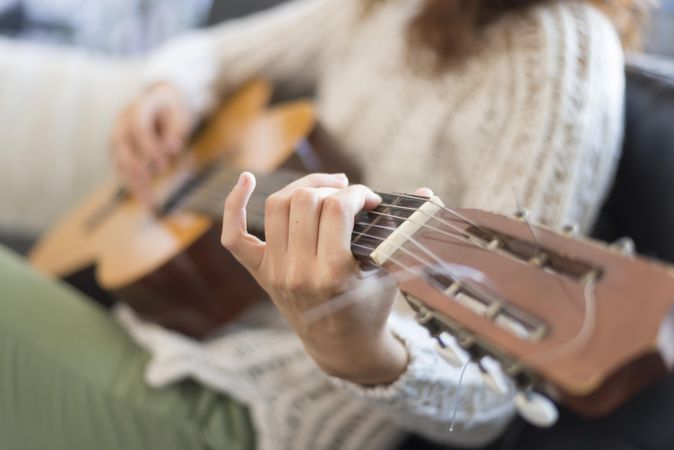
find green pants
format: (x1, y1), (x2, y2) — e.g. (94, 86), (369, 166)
(0, 246), (255, 450)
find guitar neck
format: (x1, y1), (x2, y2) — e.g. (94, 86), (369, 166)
(177, 165), (428, 262)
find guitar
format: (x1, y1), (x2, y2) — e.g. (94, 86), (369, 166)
(30, 79), (360, 338)
(350, 193), (674, 424)
(31, 80), (674, 423)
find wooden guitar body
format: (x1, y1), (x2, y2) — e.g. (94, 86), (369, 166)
(30, 80), (340, 338)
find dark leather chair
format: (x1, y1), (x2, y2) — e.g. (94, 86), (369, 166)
(593, 56), (674, 264)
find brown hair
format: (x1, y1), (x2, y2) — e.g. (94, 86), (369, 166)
(364, 0), (649, 72)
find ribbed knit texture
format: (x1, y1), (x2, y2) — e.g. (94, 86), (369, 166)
(122, 1), (626, 449)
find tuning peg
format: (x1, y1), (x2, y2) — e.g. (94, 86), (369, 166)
(514, 209), (530, 221)
(515, 390), (559, 428)
(477, 359), (509, 395)
(434, 334), (466, 368)
(562, 223), (579, 237)
(610, 237), (635, 257)
(415, 306), (434, 325)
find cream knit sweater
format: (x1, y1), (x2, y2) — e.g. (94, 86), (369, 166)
(116, 1), (625, 450)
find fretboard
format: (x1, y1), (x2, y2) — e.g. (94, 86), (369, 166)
(352, 193), (428, 265)
(171, 165), (428, 262)
(174, 165), (306, 234)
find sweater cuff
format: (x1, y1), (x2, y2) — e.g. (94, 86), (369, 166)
(326, 313), (451, 401)
(141, 32), (219, 117)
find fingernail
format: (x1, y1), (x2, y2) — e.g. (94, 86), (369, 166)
(335, 173), (347, 180)
(237, 173), (246, 187)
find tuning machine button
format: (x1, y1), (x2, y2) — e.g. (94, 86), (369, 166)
(477, 359), (509, 395)
(515, 390), (559, 428)
(434, 333), (467, 368)
(610, 237), (635, 257)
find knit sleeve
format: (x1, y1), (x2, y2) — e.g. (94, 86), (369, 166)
(142, 0), (349, 116)
(459, 3), (625, 233)
(328, 4), (625, 445)
(328, 305), (516, 448)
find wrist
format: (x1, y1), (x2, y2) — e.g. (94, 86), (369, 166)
(306, 328), (409, 386)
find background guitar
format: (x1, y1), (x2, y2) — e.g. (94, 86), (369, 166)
(30, 79), (359, 337)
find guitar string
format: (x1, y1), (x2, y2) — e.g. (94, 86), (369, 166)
(189, 183), (596, 362)
(450, 359), (472, 433)
(186, 171), (603, 398)
(352, 222), (496, 297)
(393, 193), (492, 236)
(366, 210), (489, 251)
(352, 226), (505, 310)
(355, 225), (600, 370)
(181, 177), (600, 399)
(507, 189), (595, 353)
(355, 235), (498, 435)
(355, 219), (484, 253)
(197, 183), (593, 342)
(526, 276), (598, 364)
(184, 176), (483, 237)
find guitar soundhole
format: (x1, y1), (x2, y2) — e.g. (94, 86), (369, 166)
(467, 226), (603, 283)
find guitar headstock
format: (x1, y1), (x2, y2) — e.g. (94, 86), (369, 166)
(353, 195), (674, 423)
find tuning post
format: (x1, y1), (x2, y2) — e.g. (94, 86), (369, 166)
(514, 209), (530, 221)
(445, 282), (461, 296)
(415, 306), (434, 325)
(485, 301), (502, 320)
(515, 389), (559, 428)
(528, 253), (549, 267)
(562, 223), (579, 237)
(456, 333), (476, 351)
(610, 237), (636, 257)
(581, 269), (601, 285)
(487, 238), (502, 250)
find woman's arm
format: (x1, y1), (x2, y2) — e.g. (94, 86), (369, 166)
(113, 0), (352, 206)
(143, 0), (350, 117)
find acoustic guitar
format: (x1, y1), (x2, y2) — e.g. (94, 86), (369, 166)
(30, 80), (674, 425)
(30, 79), (360, 337)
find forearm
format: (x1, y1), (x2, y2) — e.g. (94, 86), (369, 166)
(327, 309), (516, 447)
(142, 0), (349, 118)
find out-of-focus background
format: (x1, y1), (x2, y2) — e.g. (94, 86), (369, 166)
(0, 0), (673, 258)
